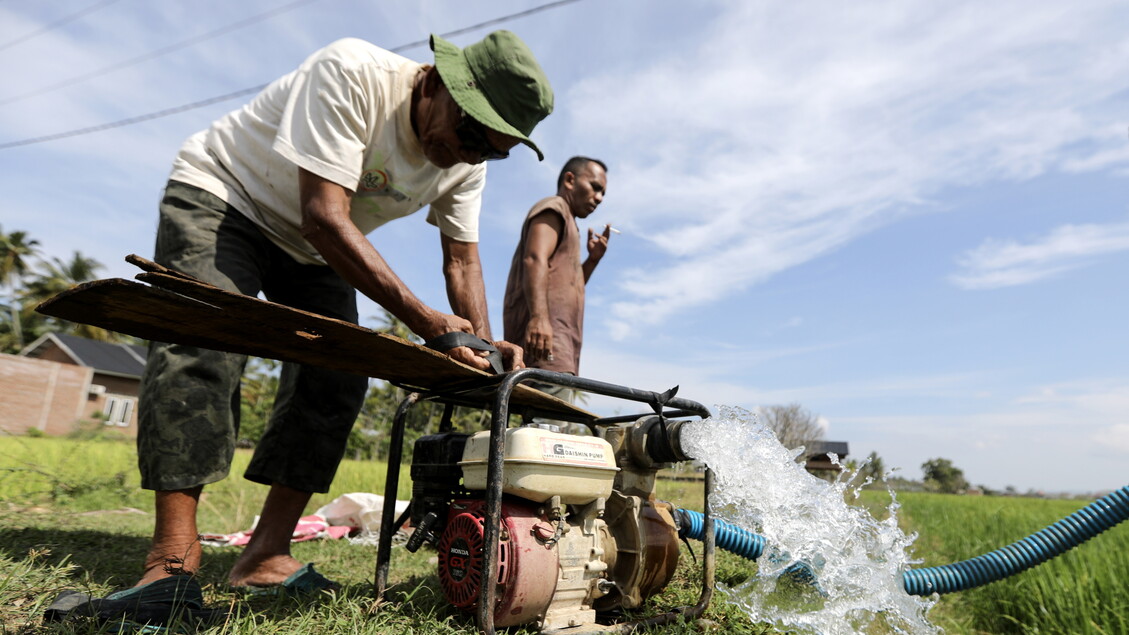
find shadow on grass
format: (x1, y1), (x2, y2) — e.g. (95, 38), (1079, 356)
(0, 528), (384, 631)
(0, 526), (254, 593)
(370, 572), (454, 621)
(0, 527), (153, 589)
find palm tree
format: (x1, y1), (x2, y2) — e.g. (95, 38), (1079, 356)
(0, 225), (42, 351)
(0, 228), (41, 284)
(369, 307), (419, 342)
(20, 251), (113, 342)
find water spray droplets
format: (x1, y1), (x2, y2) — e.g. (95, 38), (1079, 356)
(681, 406), (938, 634)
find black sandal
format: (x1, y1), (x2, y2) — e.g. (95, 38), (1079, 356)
(44, 577), (226, 631)
(424, 332), (504, 374)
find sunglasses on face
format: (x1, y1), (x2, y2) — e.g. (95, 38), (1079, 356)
(455, 108), (509, 162)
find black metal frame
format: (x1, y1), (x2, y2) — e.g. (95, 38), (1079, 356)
(373, 369), (717, 635)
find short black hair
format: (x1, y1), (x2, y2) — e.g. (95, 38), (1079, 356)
(557, 156), (608, 190)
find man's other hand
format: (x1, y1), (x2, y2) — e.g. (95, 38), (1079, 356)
(493, 340), (525, 371)
(416, 310), (475, 343)
(444, 340), (524, 372)
(586, 224), (612, 261)
(524, 314), (554, 363)
(446, 345), (494, 371)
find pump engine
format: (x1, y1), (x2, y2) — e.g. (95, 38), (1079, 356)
(405, 416), (692, 631)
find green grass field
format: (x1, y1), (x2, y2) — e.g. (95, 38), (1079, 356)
(891, 491), (1129, 634)
(1, 436), (1126, 634)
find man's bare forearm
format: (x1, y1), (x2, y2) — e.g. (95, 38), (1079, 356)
(442, 236), (492, 339)
(523, 256), (552, 321)
(299, 170), (458, 339)
(582, 257), (600, 283)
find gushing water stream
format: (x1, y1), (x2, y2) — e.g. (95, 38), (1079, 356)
(679, 406), (939, 634)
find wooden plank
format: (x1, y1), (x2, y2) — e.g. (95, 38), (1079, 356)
(37, 277), (592, 418)
(125, 253), (194, 279)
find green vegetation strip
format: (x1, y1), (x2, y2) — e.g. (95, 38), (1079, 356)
(2, 437), (1126, 634)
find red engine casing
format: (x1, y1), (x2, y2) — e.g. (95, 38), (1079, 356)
(437, 498), (559, 627)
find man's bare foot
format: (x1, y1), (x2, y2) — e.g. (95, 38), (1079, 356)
(139, 487), (204, 587)
(135, 540), (202, 587)
(227, 553), (304, 588)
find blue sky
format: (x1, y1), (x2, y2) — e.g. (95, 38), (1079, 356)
(2, 0), (1126, 494)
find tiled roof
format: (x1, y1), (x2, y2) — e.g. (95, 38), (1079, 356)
(806, 440), (850, 458)
(24, 333), (147, 377)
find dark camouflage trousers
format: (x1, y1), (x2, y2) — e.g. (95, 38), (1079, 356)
(137, 181), (368, 493)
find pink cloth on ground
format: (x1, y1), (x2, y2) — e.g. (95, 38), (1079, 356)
(199, 514), (354, 547)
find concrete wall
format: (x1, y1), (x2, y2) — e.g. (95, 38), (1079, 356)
(0, 353), (93, 436)
(0, 353), (140, 437)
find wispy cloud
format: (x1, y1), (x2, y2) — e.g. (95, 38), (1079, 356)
(837, 377), (1129, 491)
(563, 0), (1129, 337)
(949, 217), (1129, 289)
(1092, 424), (1129, 453)
(1014, 377), (1129, 416)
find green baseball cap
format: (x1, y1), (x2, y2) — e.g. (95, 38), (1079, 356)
(431, 30), (554, 161)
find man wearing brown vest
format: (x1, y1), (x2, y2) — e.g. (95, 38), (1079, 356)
(503, 156), (611, 424)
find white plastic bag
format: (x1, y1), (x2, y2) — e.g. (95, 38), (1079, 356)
(314, 492), (409, 533)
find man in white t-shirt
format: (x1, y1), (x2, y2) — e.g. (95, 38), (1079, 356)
(124, 31), (553, 596)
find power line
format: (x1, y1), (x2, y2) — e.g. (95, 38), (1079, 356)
(0, 0), (580, 151)
(410, 0), (580, 42)
(0, 0), (323, 107)
(0, 0), (122, 54)
(0, 86), (267, 150)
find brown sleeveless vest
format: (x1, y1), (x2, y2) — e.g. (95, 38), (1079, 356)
(503, 195), (585, 374)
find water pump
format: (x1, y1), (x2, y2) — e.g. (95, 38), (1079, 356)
(403, 415), (695, 631)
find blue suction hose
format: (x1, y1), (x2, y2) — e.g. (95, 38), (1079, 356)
(674, 484), (1129, 596)
(676, 509), (767, 561)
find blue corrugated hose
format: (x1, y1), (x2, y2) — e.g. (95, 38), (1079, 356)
(675, 484), (1129, 596)
(676, 509), (766, 560)
(901, 485), (1129, 595)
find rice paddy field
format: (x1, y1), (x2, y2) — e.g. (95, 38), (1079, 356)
(889, 491), (1129, 634)
(1, 435), (1126, 633)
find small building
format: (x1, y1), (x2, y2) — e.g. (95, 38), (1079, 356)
(0, 333), (147, 437)
(804, 440), (850, 471)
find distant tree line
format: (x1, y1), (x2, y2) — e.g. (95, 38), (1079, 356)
(758, 401), (1054, 497)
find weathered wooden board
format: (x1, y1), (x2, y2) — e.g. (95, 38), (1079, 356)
(36, 256), (592, 418)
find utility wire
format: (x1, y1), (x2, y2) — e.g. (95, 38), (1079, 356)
(405, 0), (580, 43)
(0, 0), (323, 107)
(0, 87), (267, 150)
(0, 0), (580, 151)
(0, 0), (122, 54)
